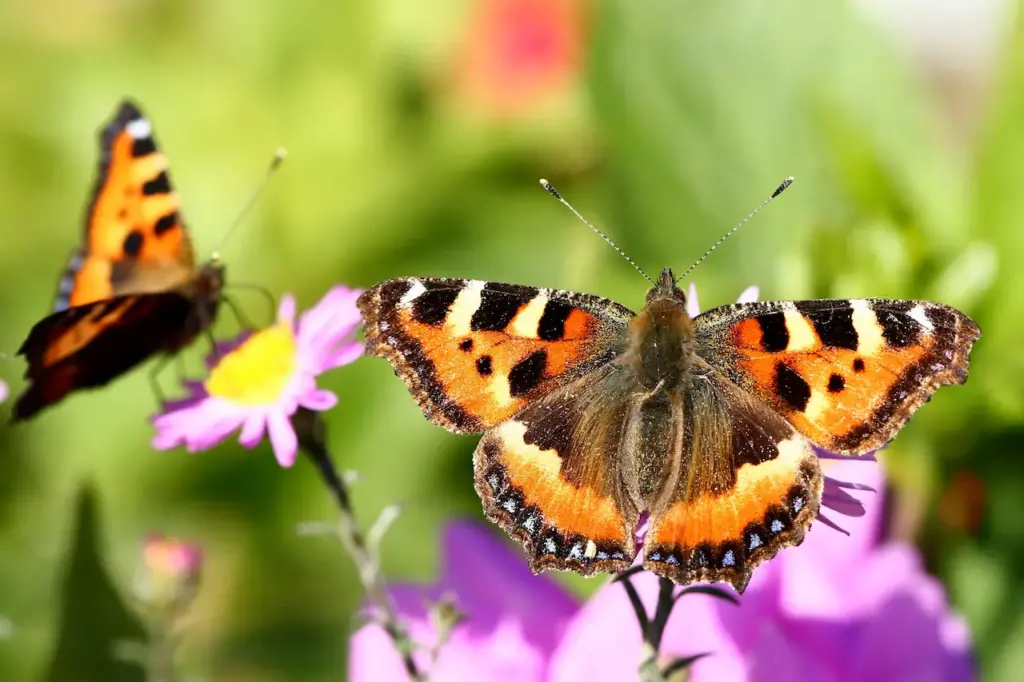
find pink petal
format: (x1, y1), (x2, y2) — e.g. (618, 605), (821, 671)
(686, 282), (700, 318)
(238, 412), (267, 449)
(0, 380), (8, 404)
(151, 400), (245, 452)
(736, 285), (759, 303)
(299, 286), (362, 344)
(298, 389), (338, 411)
(278, 294), (297, 327)
(349, 626), (421, 681)
(319, 342), (365, 372)
(266, 410), (298, 467)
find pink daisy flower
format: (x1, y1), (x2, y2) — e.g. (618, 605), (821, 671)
(150, 286), (364, 467)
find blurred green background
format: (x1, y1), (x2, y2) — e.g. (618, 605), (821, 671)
(0, 0), (1021, 679)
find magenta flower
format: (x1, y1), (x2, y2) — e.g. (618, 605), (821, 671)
(151, 286), (364, 467)
(350, 465), (972, 681)
(551, 459), (974, 682)
(349, 521), (579, 681)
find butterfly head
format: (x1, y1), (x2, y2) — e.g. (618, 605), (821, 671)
(646, 267), (687, 307)
(191, 256), (226, 330)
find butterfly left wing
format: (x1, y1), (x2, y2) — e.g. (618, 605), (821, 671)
(56, 99), (195, 312)
(694, 299), (980, 454)
(475, 361), (640, 576)
(13, 292), (208, 421)
(358, 277), (634, 433)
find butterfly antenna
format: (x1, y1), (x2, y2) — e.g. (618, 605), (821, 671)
(211, 147), (287, 259)
(676, 176), (793, 283)
(539, 179), (656, 286)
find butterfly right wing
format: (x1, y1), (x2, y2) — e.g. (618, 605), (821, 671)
(14, 292), (200, 421)
(357, 277), (634, 433)
(56, 100), (195, 312)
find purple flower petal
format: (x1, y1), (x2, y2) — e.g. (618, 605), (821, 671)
(437, 521), (577, 651)
(278, 294), (297, 326)
(298, 388), (338, 411)
(266, 410), (298, 467)
(319, 342), (365, 373)
(238, 413), (267, 449)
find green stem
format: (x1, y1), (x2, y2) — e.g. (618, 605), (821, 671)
(296, 409), (425, 682)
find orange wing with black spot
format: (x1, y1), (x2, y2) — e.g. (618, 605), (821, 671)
(357, 277), (634, 433)
(694, 299), (980, 454)
(56, 99), (195, 312)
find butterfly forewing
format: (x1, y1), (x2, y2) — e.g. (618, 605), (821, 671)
(694, 299), (980, 454)
(357, 277), (634, 433)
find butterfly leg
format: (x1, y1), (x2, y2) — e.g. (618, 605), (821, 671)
(225, 282), (277, 326)
(147, 355), (172, 407)
(222, 295), (255, 332)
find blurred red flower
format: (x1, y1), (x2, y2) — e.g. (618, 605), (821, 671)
(456, 0), (587, 115)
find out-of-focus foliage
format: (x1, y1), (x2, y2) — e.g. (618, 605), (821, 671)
(0, 0), (1019, 679)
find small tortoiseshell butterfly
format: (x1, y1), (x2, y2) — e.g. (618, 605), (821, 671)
(357, 181), (980, 592)
(13, 100), (223, 421)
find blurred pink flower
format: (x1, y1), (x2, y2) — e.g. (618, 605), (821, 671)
(456, 0), (586, 114)
(135, 533), (204, 615)
(150, 286), (364, 467)
(350, 462), (972, 681)
(349, 521), (579, 681)
(0, 380), (7, 404)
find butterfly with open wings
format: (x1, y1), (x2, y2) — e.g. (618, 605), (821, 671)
(357, 183), (980, 592)
(12, 100), (223, 421)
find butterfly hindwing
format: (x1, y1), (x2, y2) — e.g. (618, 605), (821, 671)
(695, 299), (980, 454)
(14, 293), (201, 421)
(57, 99), (195, 312)
(642, 360), (822, 591)
(357, 277), (634, 433)
(474, 362), (638, 575)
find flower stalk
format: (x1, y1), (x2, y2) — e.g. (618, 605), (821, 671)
(615, 567), (731, 681)
(294, 408), (425, 681)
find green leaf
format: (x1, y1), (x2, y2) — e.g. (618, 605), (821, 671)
(44, 483), (145, 682)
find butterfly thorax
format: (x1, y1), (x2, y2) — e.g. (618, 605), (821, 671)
(626, 268), (695, 393)
(165, 260), (225, 352)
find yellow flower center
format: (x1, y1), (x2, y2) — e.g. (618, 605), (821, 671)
(205, 323), (297, 405)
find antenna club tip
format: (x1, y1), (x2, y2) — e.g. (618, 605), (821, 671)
(771, 176), (794, 198)
(271, 147), (288, 168)
(539, 178), (562, 199)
